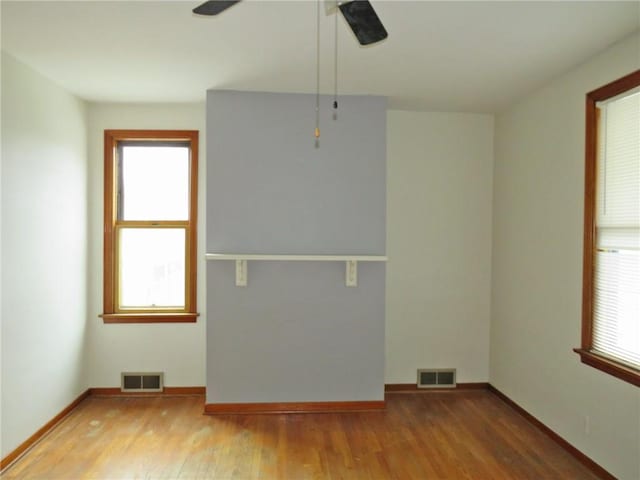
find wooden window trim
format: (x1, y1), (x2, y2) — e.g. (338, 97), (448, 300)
(101, 130), (199, 324)
(575, 70), (640, 386)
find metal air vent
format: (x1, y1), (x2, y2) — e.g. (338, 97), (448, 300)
(417, 368), (456, 388)
(121, 372), (164, 392)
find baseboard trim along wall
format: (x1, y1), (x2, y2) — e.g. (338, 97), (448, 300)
(385, 382), (489, 392)
(204, 401), (386, 415)
(89, 386), (206, 396)
(488, 385), (615, 480)
(0, 389), (91, 471)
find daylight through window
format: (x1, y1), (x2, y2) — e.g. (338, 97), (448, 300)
(102, 131), (198, 323)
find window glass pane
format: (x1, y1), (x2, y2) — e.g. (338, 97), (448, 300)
(596, 92), (640, 228)
(119, 144), (189, 220)
(119, 228), (185, 308)
(593, 89), (640, 369)
(593, 249), (640, 368)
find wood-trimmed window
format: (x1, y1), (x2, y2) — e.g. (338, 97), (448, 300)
(575, 70), (640, 386)
(101, 130), (199, 324)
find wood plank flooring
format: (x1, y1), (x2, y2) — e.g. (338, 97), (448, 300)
(2, 391), (600, 479)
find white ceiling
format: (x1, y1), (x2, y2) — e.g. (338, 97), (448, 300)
(2, 1), (638, 112)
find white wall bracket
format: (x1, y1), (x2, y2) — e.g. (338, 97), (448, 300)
(206, 254), (387, 287)
(235, 259), (247, 287)
(345, 260), (358, 287)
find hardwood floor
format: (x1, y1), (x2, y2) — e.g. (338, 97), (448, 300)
(3, 391), (600, 479)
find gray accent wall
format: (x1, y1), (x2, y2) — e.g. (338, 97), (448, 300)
(206, 90), (386, 403)
(207, 91), (386, 255)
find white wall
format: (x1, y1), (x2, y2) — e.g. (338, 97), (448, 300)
(1, 53), (88, 457)
(491, 33), (640, 480)
(86, 103), (206, 387)
(386, 111), (494, 383)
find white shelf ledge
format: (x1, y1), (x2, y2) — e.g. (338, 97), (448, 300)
(205, 254), (387, 287)
(205, 254), (387, 262)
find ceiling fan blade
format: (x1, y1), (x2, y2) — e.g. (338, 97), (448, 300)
(338, 1), (388, 46)
(193, 0), (241, 16)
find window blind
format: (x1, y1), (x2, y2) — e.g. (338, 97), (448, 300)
(593, 91), (640, 369)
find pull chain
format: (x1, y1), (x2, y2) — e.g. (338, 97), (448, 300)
(333, 5), (338, 112)
(314, 0), (321, 144)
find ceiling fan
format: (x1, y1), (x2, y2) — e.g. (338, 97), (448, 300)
(192, 0), (388, 46)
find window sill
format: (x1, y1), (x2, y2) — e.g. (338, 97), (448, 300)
(573, 348), (640, 387)
(100, 313), (199, 324)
